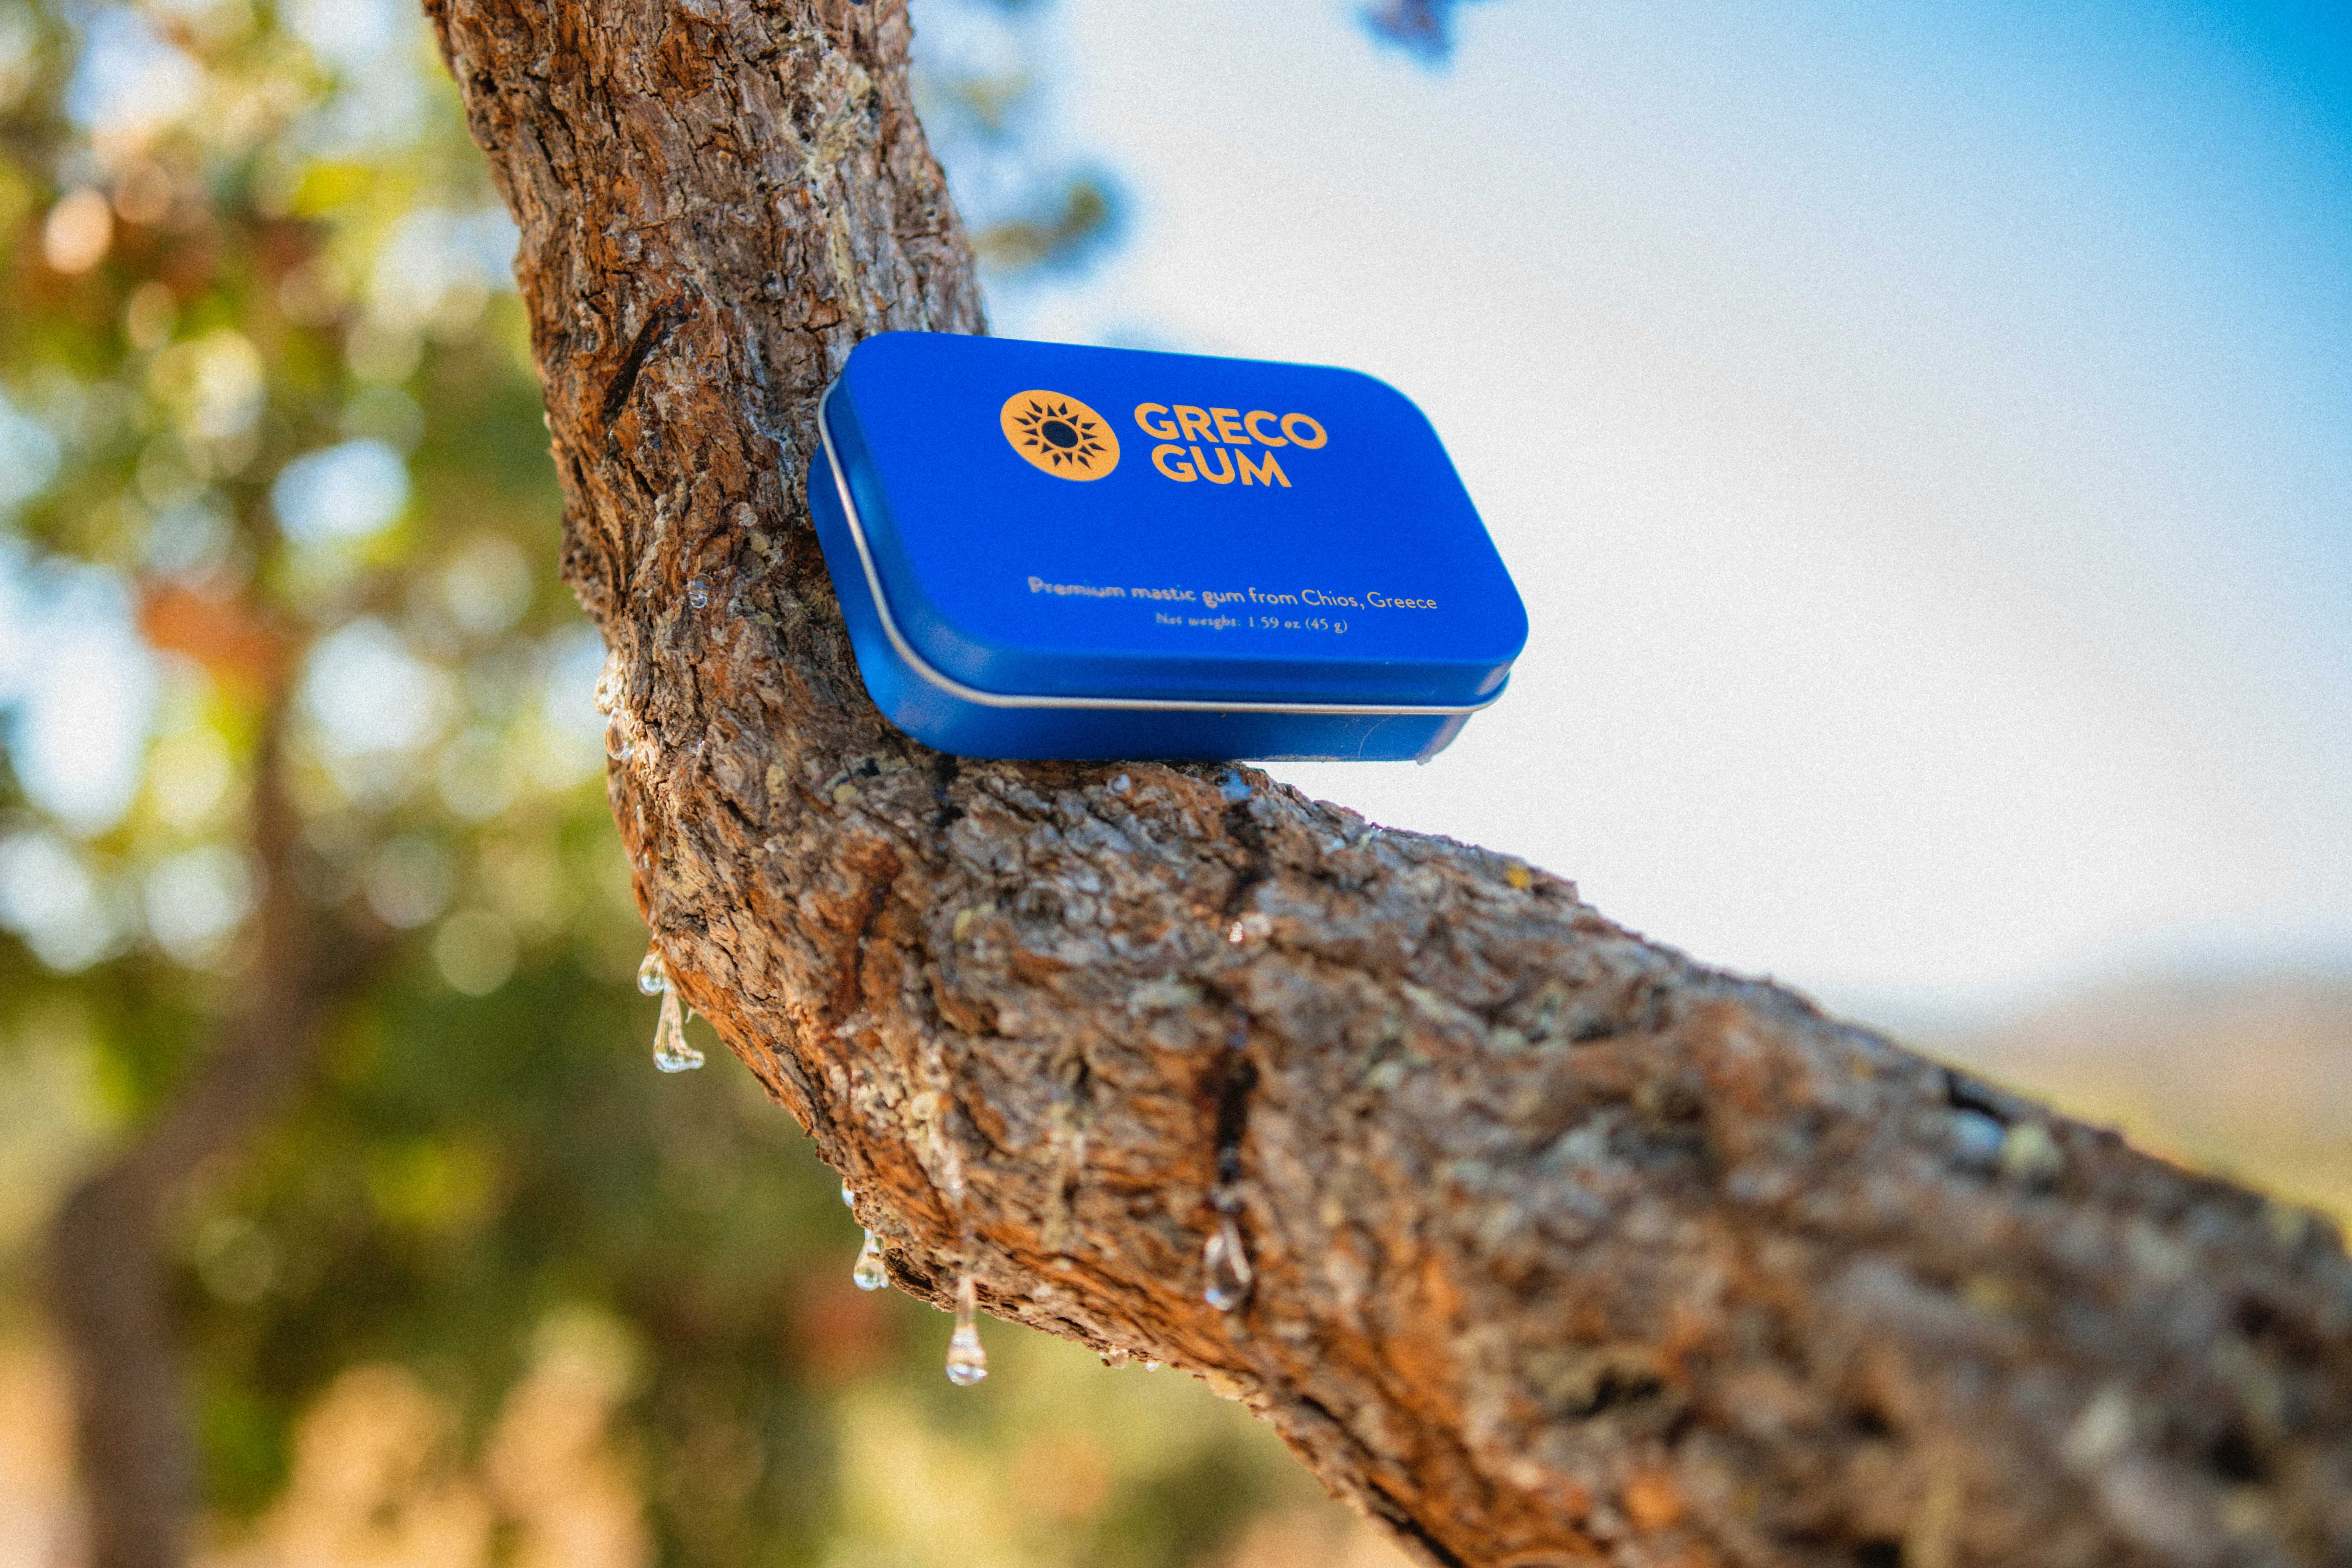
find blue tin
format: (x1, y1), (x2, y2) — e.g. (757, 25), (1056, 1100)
(807, 332), (1527, 761)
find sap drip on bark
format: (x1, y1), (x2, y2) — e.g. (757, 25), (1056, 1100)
(945, 1274), (988, 1386)
(635, 949), (706, 1072)
(1203, 1008), (1258, 1313)
(1203, 1215), (1253, 1310)
(844, 1189), (889, 1292)
(841, 1183), (989, 1384)
(642, 945), (1244, 1385)
(851, 1231), (888, 1290)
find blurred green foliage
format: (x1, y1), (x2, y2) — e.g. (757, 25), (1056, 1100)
(0, 2), (1362, 1565)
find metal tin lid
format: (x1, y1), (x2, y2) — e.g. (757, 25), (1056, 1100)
(818, 333), (1528, 711)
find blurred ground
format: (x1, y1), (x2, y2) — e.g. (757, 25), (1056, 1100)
(1934, 971), (2352, 1225)
(0, 1310), (1425, 1568)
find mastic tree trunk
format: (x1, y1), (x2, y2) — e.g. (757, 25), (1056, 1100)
(423, 2), (2352, 1563)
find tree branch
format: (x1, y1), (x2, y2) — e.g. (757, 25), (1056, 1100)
(424, 0), (2352, 1562)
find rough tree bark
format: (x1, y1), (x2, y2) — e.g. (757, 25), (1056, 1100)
(422, 2), (2352, 1563)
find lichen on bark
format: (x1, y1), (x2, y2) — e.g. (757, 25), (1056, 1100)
(422, 0), (2352, 1561)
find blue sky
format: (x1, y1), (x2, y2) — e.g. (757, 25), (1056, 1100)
(969, 0), (2352, 1020)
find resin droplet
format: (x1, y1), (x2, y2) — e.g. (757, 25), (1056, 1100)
(852, 1230), (888, 1291)
(839, 1182), (856, 1209)
(945, 1273), (988, 1386)
(686, 578), (710, 608)
(1103, 1347), (1130, 1369)
(635, 949), (667, 996)
(592, 648), (622, 715)
(651, 985), (704, 1072)
(1203, 1215), (1253, 1311)
(1145, 1361), (1162, 1372)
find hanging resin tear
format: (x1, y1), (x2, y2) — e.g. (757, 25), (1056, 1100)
(852, 1230), (889, 1291)
(650, 984), (704, 1073)
(944, 1273), (988, 1386)
(1203, 1214), (1252, 1311)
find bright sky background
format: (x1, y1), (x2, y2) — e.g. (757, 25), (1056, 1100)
(975, 0), (2352, 1024)
(5, 0), (2345, 1031)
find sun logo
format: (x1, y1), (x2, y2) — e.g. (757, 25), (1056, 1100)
(1000, 390), (1120, 480)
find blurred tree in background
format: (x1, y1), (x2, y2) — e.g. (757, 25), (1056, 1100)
(0, 0), (1379, 1564)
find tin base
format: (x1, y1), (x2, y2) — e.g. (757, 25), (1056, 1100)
(806, 460), (1475, 762)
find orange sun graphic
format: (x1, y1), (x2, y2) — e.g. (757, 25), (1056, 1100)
(1000, 390), (1120, 480)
